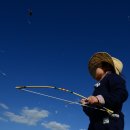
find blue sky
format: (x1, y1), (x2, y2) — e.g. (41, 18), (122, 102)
(0, 0), (130, 130)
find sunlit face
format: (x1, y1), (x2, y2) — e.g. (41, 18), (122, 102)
(95, 67), (105, 81)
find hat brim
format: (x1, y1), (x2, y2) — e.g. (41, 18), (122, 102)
(88, 52), (114, 79)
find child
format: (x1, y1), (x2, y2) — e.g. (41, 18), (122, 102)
(81, 52), (128, 130)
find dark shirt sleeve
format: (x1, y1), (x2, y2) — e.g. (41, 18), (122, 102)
(101, 74), (128, 111)
(82, 73), (128, 119)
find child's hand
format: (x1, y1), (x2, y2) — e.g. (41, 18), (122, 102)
(80, 98), (88, 105)
(87, 96), (99, 104)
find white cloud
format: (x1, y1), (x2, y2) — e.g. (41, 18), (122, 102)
(41, 121), (70, 130)
(0, 103), (9, 110)
(4, 107), (49, 126)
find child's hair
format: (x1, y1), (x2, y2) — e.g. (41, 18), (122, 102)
(100, 62), (125, 78)
(99, 62), (116, 73)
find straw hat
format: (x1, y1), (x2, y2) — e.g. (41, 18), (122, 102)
(88, 52), (123, 79)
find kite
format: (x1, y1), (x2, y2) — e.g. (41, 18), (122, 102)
(26, 8), (32, 24)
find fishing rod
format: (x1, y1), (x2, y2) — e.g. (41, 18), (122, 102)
(16, 86), (118, 117)
(16, 86), (86, 98)
(18, 88), (113, 114)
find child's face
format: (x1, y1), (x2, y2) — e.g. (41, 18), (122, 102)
(95, 67), (105, 81)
